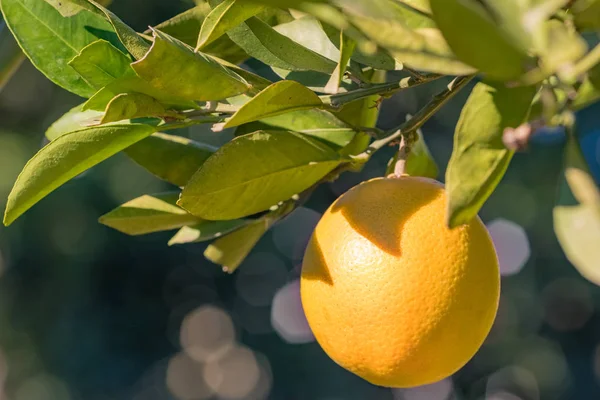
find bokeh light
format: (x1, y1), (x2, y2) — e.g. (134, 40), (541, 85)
(180, 306), (236, 362)
(486, 219), (531, 276)
(393, 378), (453, 400)
(542, 278), (593, 332)
(166, 353), (213, 400)
(235, 252), (288, 307)
(204, 345), (262, 399)
(13, 374), (72, 400)
(271, 279), (314, 344)
(486, 366), (539, 400)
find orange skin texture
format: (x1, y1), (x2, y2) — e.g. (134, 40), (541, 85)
(300, 177), (500, 388)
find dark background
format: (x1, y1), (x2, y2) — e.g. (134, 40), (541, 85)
(1, 1), (600, 399)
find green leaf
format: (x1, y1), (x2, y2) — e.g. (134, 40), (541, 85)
(82, 75), (200, 112)
(325, 30), (355, 93)
(333, 69), (386, 129)
(124, 132), (215, 187)
(227, 16), (336, 73)
(179, 130), (343, 220)
(429, 0), (530, 80)
(396, 0), (431, 14)
(68, 39), (132, 89)
(168, 219), (249, 245)
(554, 135), (600, 284)
(573, 66), (600, 110)
(446, 82), (536, 228)
(222, 80), (323, 129)
(45, 103), (104, 140)
(538, 20), (587, 77)
(235, 108), (358, 148)
(87, 0), (150, 59)
(204, 218), (270, 273)
(4, 122), (158, 226)
(150, 5), (208, 47)
(0, 0), (122, 97)
(387, 129), (438, 178)
(197, 0), (264, 49)
(101, 93), (169, 124)
(571, 0), (600, 31)
(273, 16), (339, 61)
(131, 29), (249, 102)
(99, 192), (200, 235)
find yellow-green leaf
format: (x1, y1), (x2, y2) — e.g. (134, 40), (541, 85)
(197, 0), (264, 49)
(168, 219), (249, 245)
(101, 93), (169, 124)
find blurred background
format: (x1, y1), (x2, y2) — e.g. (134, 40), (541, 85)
(1, 1), (600, 399)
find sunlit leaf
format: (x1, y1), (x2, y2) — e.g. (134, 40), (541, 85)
(68, 39), (132, 89)
(131, 29), (250, 102)
(446, 82), (537, 228)
(222, 80), (323, 129)
(124, 132), (215, 188)
(325, 30), (355, 93)
(197, 0), (264, 49)
(100, 93), (170, 124)
(168, 219), (249, 245)
(45, 103), (104, 141)
(99, 192), (200, 235)
(4, 121), (158, 226)
(179, 130), (343, 220)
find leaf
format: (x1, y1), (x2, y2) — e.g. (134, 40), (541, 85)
(82, 74), (199, 112)
(131, 29), (249, 102)
(4, 122), (158, 226)
(0, 0), (122, 97)
(570, 0), (600, 31)
(554, 135), (600, 284)
(333, 69), (386, 129)
(387, 129), (439, 178)
(396, 0), (431, 14)
(68, 39), (132, 89)
(87, 0), (151, 59)
(446, 82), (536, 228)
(429, 0), (530, 80)
(197, 0), (264, 49)
(573, 67), (600, 110)
(150, 5), (208, 47)
(273, 16), (339, 61)
(204, 218), (270, 273)
(101, 93), (169, 124)
(325, 30), (355, 93)
(124, 132), (215, 187)
(222, 80), (323, 129)
(178, 130), (343, 220)
(168, 219), (249, 245)
(538, 20), (587, 76)
(45, 103), (104, 140)
(99, 192), (201, 235)
(226, 16), (336, 73)
(234, 108), (358, 148)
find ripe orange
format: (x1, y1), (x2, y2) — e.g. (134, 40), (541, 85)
(300, 176), (500, 387)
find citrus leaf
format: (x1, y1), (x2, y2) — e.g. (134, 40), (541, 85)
(234, 108), (357, 148)
(45, 103), (104, 141)
(68, 39), (132, 89)
(99, 192), (201, 235)
(333, 69), (386, 130)
(227, 16), (336, 73)
(446, 82), (536, 228)
(273, 16), (339, 62)
(4, 122), (158, 226)
(325, 30), (355, 93)
(101, 93), (169, 124)
(131, 29), (249, 102)
(124, 132), (215, 188)
(396, 0), (431, 14)
(150, 5), (208, 47)
(168, 219), (249, 245)
(222, 80), (323, 129)
(554, 135), (600, 284)
(87, 0), (150, 59)
(197, 0), (264, 49)
(204, 218), (270, 273)
(0, 0), (121, 97)
(570, 0), (600, 31)
(429, 0), (530, 80)
(179, 130), (343, 220)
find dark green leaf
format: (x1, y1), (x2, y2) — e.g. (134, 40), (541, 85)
(429, 0), (530, 80)
(68, 39), (132, 89)
(99, 192), (200, 235)
(227, 16), (336, 73)
(131, 29), (250, 102)
(4, 121), (158, 226)
(446, 82), (537, 228)
(124, 132), (215, 187)
(101, 93), (169, 124)
(197, 0), (264, 49)
(168, 219), (249, 245)
(0, 0), (121, 97)
(222, 80), (323, 129)
(204, 218), (270, 273)
(45, 103), (104, 140)
(179, 130), (343, 220)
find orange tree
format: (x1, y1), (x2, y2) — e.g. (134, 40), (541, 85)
(1, 0), (600, 386)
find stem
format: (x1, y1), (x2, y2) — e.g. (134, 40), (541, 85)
(393, 136), (409, 177)
(563, 43), (600, 81)
(321, 73), (443, 107)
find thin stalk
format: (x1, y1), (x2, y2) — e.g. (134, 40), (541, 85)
(564, 43), (600, 81)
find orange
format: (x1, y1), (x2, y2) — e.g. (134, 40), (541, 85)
(300, 176), (500, 387)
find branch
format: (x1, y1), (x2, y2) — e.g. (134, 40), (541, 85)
(321, 73), (443, 108)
